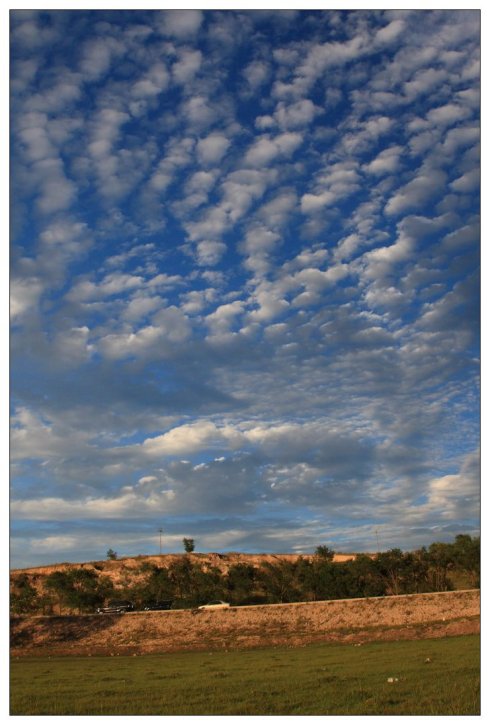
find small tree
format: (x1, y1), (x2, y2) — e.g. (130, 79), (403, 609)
(106, 548), (118, 560)
(315, 545), (335, 561)
(375, 548), (417, 596)
(426, 542), (454, 591)
(183, 538), (195, 553)
(451, 534), (480, 586)
(45, 571), (73, 614)
(10, 574), (39, 614)
(225, 564), (258, 605)
(256, 560), (302, 603)
(140, 565), (174, 606)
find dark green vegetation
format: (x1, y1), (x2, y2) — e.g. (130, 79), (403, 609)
(10, 568), (115, 615)
(183, 537), (195, 553)
(10, 635), (480, 715)
(10, 534), (479, 615)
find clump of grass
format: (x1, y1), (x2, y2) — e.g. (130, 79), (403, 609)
(11, 635), (479, 716)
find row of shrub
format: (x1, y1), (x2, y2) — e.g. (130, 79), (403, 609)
(10, 534), (479, 615)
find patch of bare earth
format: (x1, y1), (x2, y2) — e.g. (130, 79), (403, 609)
(11, 590), (480, 658)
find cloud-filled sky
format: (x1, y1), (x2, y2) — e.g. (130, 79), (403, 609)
(10, 9), (480, 568)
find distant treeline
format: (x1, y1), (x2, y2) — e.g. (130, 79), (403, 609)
(10, 534), (479, 615)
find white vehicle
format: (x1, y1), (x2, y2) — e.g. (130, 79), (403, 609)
(198, 600), (230, 610)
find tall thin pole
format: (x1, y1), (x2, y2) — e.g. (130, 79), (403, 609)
(158, 527), (163, 555)
(375, 528), (380, 553)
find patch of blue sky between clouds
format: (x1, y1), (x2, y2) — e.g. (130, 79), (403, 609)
(10, 9), (480, 567)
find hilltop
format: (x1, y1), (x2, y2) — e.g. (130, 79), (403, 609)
(11, 551), (358, 586)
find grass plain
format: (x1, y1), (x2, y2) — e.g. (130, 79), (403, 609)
(10, 634), (479, 716)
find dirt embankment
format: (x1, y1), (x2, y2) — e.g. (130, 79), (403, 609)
(11, 589), (479, 658)
(12, 552), (358, 576)
(10, 552), (359, 596)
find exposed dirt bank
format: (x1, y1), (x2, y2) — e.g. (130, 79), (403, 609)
(11, 589), (479, 657)
(10, 552), (361, 602)
(11, 552), (358, 581)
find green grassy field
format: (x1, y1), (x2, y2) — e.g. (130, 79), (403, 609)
(10, 635), (480, 716)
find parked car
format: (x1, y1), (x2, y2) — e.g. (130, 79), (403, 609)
(198, 600), (230, 610)
(97, 600), (134, 614)
(143, 600), (173, 611)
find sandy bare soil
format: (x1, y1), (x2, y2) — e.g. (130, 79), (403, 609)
(11, 589), (480, 658)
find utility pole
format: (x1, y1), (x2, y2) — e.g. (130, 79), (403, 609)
(375, 528), (380, 553)
(158, 527), (163, 556)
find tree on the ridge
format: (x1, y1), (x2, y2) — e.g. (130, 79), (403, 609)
(315, 545), (335, 561)
(183, 538), (195, 553)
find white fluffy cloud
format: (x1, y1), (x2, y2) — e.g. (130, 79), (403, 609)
(141, 420), (243, 457)
(195, 240), (227, 267)
(158, 9), (203, 39)
(244, 132), (303, 167)
(365, 145), (403, 176)
(80, 37), (123, 80)
(301, 161), (361, 213)
(98, 306), (192, 360)
(385, 169), (447, 216)
(243, 59), (270, 90)
(172, 49), (202, 84)
(427, 103), (472, 128)
(197, 133), (231, 165)
(274, 99), (320, 129)
(10, 277), (44, 320)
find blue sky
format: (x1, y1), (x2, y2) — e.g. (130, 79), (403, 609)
(9, 8), (480, 568)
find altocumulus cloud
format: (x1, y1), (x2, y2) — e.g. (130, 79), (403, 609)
(10, 9), (480, 567)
